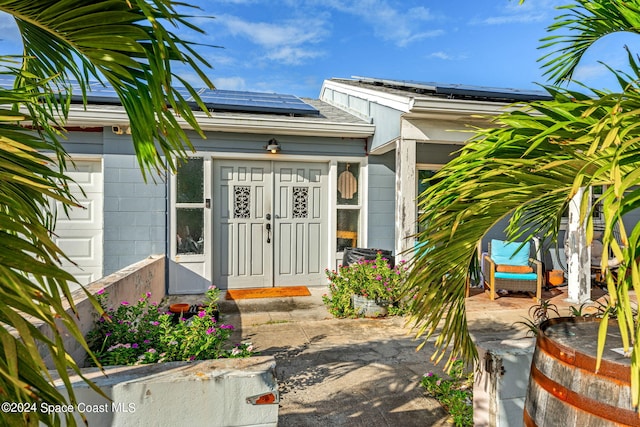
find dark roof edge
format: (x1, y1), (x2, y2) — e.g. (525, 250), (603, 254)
(349, 76), (553, 103)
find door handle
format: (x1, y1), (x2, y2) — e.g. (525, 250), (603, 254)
(266, 222), (271, 244)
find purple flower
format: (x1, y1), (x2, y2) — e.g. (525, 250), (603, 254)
(197, 311), (206, 318)
(189, 355), (196, 361)
(96, 288), (105, 295)
(132, 343), (139, 349)
(144, 339), (151, 344)
(220, 324), (234, 330)
(105, 332), (112, 337)
(150, 321), (160, 326)
(206, 327), (215, 335)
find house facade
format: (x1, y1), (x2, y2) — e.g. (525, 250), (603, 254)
(57, 89), (376, 293)
(59, 77), (610, 294)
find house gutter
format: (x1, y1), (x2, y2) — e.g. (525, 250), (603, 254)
(64, 106), (375, 138)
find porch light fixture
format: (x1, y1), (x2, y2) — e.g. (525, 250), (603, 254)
(266, 138), (280, 153)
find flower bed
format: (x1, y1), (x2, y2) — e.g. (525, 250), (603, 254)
(323, 252), (411, 318)
(86, 285), (252, 366)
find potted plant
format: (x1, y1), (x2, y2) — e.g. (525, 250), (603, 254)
(323, 252), (410, 318)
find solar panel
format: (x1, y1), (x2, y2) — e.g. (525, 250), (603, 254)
(0, 78), (320, 116)
(354, 76), (552, 102)
(197, 89), (319, 115)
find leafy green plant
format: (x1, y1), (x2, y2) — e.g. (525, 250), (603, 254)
(406, 4), (640, 403)
(421, 360), (473, 427)
(323, 252), (411, 317)
(514, 299), (560, 336)
(0, 1), (215, 424)
(86, 286), (253, 366)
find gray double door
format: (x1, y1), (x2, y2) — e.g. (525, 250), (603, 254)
(213, 159), (328, 288)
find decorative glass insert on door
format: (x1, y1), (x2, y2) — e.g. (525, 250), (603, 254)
(292, 187), (309, 218)
(234, 185), (251, 218)
(176, 158), (204, 255)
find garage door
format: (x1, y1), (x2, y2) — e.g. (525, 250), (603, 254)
(52, 160), (104, 288)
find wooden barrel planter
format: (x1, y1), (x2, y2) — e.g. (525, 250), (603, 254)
(524, 317), (638, 426)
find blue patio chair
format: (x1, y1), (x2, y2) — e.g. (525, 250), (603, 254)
(483, 239), (542, 301)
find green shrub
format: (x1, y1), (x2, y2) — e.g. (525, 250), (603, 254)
(421, 360), (473, 427)
(86, 286), (253, 366)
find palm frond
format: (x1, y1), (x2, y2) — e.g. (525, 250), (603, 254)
(539, 0), (640, 84)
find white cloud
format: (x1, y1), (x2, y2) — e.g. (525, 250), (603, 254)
(320, 0), (441, 47)
(222, 15), (327, 47)
(266, 46), (324, 65)
(212, 76), (247, 90)
(428, 51), (467, 61)
(217, 14), (328, 65)
(477, 0), (565, 26)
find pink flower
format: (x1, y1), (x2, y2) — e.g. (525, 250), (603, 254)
(96, 288), (105, 295)
(146, 291), (152, 298)
(144, 339), (151, 344)
(121, 301), (129, 306)
(147, 348), (156, 354)
(197, 310), (206, 318)
(206, 327), (215, 335)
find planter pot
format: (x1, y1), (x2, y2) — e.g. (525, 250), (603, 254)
(343, 247), (395, 268)
(351, 295), (388, 318)
(524, 317), (633, 426)
(545, 270), (564, 287)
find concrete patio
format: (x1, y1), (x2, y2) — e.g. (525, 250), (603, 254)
(166, 284), (614, 426)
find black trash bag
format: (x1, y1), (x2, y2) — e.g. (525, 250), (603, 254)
(342, 247), (395, 268)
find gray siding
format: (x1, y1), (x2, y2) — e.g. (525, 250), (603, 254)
(187, 131), (368, 157)
(367, 152), (396, 252)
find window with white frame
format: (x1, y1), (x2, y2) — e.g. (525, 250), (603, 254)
(175, 158), (204, 255)
(336, 162), (361, 252)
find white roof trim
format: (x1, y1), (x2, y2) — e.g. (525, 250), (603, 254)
(369, 137), (398, 155)
(321, 80), (413, 113)
(322, 79), (515, 120)
(64, 105), (375, 138)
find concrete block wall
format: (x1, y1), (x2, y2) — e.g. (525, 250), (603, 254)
(103, 151), (167, 275)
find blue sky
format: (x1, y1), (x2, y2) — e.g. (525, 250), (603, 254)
(3, 0), (640, 98)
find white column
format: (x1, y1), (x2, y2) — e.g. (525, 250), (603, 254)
(566, 187), (591, 303)
(395, 138), (417, 257)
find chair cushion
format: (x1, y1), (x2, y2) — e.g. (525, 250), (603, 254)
(494, 272), (538, 280)
(496, 265), (533, 273)
(491, 239), (530, 266)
